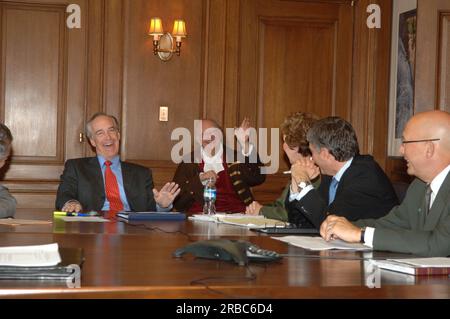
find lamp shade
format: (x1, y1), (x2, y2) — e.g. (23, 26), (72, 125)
(172, 20), (187, 38)
(149, 17), (163, 35)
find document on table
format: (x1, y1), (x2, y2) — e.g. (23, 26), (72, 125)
(60, 216), (110, 222)
(0, 243), (62, 267)
(217, 215), (286, 228)
(189, 214), (287, 228)
(0, 219), (52, 226)
(273, 235), (372, 251)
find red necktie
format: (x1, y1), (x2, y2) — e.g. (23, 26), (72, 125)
(104, 160), (124, 212)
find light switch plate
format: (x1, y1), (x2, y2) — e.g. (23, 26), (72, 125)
(159, 106), (168, 121)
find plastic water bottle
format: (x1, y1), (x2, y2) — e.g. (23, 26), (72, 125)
(203, 178), (216, 215)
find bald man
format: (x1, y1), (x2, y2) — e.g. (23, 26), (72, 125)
(173, 119), (265, 214)
(321, 110), (450, 257)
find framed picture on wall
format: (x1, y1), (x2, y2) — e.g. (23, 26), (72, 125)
(388, 0), (417, 157)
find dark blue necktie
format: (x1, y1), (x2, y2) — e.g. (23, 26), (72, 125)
(328, 177), (339, 205)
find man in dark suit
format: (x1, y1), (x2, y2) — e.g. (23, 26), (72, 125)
(321, 110), (450, 257)
(56, 113), (180, 212)
(286, 116), (398, 229)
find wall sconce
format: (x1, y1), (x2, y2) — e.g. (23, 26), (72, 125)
(148, 17), (187, 61)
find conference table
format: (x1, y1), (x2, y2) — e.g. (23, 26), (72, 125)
(0, 209), (449, 299)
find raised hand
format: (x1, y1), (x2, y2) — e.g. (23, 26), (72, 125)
(153, 182), (181, 208)
(234, 117), (252, 152)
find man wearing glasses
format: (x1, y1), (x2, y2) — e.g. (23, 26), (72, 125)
(321, 110), (450, 257)
(56, 112), (180, 213)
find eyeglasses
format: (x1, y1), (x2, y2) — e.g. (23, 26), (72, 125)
(401, 138), (440, 144)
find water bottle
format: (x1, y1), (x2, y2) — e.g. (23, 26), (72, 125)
(203, 178), (216, 215)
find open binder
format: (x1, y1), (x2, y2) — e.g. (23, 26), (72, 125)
(0, 247), (84, 282)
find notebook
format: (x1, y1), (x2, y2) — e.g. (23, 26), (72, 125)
(117, 211), (186, 221)
(374, 258), (450, 276)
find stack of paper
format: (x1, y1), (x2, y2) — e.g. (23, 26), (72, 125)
(0, 243), (61, 267)
(0, 244), (83, 284)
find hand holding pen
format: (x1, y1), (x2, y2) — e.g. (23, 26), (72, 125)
(61, 199), (83, 213)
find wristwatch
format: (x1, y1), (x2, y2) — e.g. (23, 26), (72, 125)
(360, 228), (366, 243)
(297, 181), (311, 191)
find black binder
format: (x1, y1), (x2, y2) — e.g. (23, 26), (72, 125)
(117, 211), (186, 221)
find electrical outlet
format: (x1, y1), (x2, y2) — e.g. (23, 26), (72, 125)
(159, 106), (168, 121)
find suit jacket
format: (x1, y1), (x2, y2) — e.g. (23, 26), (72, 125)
(173, 149), (265, 212)
(286, 155), (399, 229)
(355, 170), (450, 257)
(55, 157), (156, 212)
(261, 177), (321, 222)
(0, 184), (16, 218)
(261, 184), (290, 222)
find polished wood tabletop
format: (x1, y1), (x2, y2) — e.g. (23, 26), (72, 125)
(0, 209), (449, 298)
(0, 208), (257, 236)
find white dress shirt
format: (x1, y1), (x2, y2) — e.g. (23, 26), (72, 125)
(289, 158), (354, 202)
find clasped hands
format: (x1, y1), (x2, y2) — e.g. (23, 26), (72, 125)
(290, 157), (320, 193)
(320, 215), (362, 243)
(199, 170), (218, 183)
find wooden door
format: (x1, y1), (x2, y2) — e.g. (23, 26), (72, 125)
(232, 0), (354, 202)
(0, 0), (88, 208)
(238, 0), (354, 173)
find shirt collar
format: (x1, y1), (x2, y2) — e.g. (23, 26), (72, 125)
(333, 157), (354, 182)
(97, 155), (120, 168)
(201, 146), (223, 164)
(430, 164), (450, 195)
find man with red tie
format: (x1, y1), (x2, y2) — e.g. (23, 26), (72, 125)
(55, 113), (180, 213)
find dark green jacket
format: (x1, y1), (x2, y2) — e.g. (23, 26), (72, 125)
(355, 171), (450, 257)
(261, 178), (320, 222)
(260, 184), (290, 221)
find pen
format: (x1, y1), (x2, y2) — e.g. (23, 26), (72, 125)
(284, 158), (313, 174)
(53, 211), (92, 217)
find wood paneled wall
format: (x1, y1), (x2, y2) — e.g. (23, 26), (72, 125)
(386, 0), (450, 183)
(1, 0), (439, 209)
(1, 0), (88, 207)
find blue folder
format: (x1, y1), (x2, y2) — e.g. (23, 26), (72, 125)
(117, 212), (186, 221)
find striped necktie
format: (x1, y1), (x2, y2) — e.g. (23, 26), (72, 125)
(104, 160), (124, 212)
